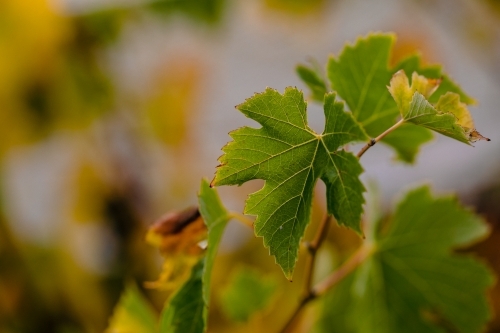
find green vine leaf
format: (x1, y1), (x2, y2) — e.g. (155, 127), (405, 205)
(212, 87), (367, 279)
(327, 33), (476, 163)
(296, 63), (328, 102)
(317, 186), (494, 333)
(160, 179), (230, 333)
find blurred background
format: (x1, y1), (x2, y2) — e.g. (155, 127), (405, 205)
(1, 0), (500, 332)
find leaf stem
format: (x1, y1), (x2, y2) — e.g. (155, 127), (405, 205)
(356, 118), (405, 159)
(279, 243), (373, 333)
(228, 212), (254, 229)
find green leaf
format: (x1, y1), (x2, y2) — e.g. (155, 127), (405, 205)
(160, 260), (205, 333)
(160, 179), (230, 333)
(220, 266), (278, 322)
(296, 63), (328, 102)
(317, 186), (493, 333)
(212, 87), (367, 278)
(327, 33), (476, 162)
(198, 178), (230, 308)
(328, 33), (396, 135)
(105, 284), (157, 333)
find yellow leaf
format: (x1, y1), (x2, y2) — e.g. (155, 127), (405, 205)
(388, 70), (441, 117)
(435, 92), (490, 142)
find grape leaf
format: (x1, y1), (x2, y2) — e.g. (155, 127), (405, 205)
(327, 33), (475, 162)
(160, 259), (205, 333)
(296, 63), (328, 102)
(105, 284), (157, 333)
(212, 87), (367, 279)
(160, 179), (229, 333)
(388, 70), (489, 143)
(220, 266), (278, 322)
(317, 186), (493, 333)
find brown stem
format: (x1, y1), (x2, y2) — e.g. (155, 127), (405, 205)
(279, 244), (374, 333)
(303, 215), (332, 295)
(356, 118), (405, 159)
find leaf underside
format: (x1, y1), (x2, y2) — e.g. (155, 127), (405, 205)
(212, 87), (367, 278)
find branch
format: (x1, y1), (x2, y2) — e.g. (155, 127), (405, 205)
(279, 244), (374, 333)
(356, 118), (405, 159)
(303, 215), (332, 295)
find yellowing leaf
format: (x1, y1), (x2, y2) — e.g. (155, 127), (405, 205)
(387, 70), (413, 117)
(410, 72), (441, 98)
(159, 180), (230, 333)
(435, 92), (474, 130)
(435, 93), (490, 142)
(146, 207), (207, 291)
(388, 70), (490, 144)
(388, 70), (440, 117)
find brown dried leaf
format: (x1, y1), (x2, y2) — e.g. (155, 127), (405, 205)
(146, 207), (207, 291)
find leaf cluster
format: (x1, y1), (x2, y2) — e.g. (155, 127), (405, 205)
(212, 33), (489, 279)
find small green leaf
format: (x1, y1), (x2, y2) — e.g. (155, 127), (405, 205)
(160, 180), (230, 333)
(317, 186), (494, 333)
(296, 63), (328, 102)
(212, 87), (367, 278)
(105, 284), (157, 333)
(220, 266), (278, 322)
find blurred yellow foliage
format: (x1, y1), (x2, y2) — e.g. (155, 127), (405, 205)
(145, 57), (204, 147)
